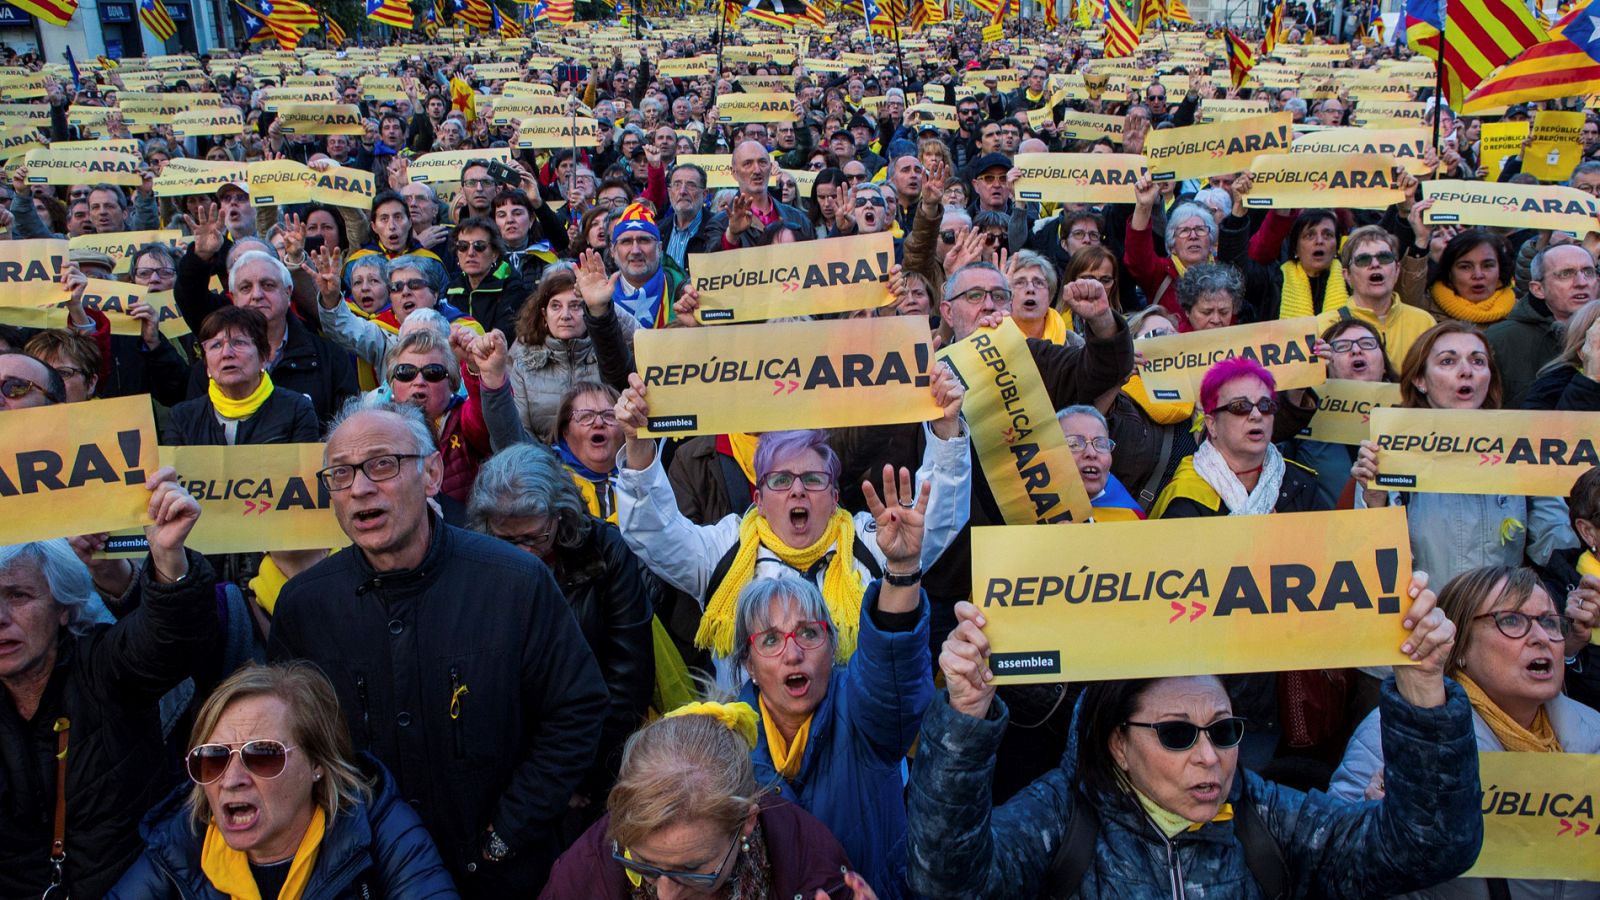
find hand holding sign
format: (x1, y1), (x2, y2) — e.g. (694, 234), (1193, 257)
(144, 467), (200, 584)
(1391, 572), (1453, 709)
(1566, 575), (1598, 653)
(940, 601), (996, 719)
(126, 300), (160, 350)
(617, 372), (655, 468)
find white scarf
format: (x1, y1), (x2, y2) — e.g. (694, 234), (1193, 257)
(1192, 439), (1285, 516)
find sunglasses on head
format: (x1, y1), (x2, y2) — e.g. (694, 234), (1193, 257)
(455, 239), (490, 254)
(391, 362), (450, 383)
(186, 740), (297, 784)
(1209, 397), (1278, 417)
(1124, 717), (1247, 751)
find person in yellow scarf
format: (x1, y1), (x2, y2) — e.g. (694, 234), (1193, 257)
(1401, 221), (1518, 325)
(164, 307), (320, 447)
(1227, 199), (1349, 320)
(612, 367), (970, 687)
(1329, 567), (1599, 900)
(1008, 250), (1074, 344)
(109, 664), (457, 898)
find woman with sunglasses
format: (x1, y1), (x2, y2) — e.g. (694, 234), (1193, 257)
(164, 306), (319, 447)
(1353, 322), (1580, 589)
(382, 328), (489, 504)
(313, 249), (482, 386)
(542, 703), (872, 899)
(445, 217), (529, 339)
(109, 663), (458, 900)
(1330, 566), (1598, 899)
(1317, 226), (1437, 371)
(908, 577), (1481, 900)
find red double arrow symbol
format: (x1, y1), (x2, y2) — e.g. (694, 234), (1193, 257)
(241, 500), (271, 516)
(1001, 426), (1018, 445)
(1167, 600), (1208, 623)
(1557, 819), (1592, 837)
(1479, 453), (1503, 465)
(781, 281), (799, 293)
(771, 380), (799, 395)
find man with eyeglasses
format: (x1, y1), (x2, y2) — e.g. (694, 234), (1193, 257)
(1489, 242), (1600, 406)
(948, 99), (983, 171)
(269, 399), (606, 898)
(966, 152), (1029, 252)
(1317, 226), (1438, 373)
(662, 163), (716, 268)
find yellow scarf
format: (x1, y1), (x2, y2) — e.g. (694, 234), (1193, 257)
(1172, 255), (1189, 279)
(1429, 282), (1517, 324)
(1129, 784), (1234, 838)
(759, 694), (814, 780)
(1280, 259), (1348, 320)
(201, 806), (325, 900)
(1040, 308), (1069, 345)
(724, 433), (760, 487)
(1457, 672), (1563, 753)
(663, 700), (759, 748)
(208, 371), (275, 420)
(697, 508), (864, 660)
(1577, 550), (1600, 578)
(1122, 373), (1195, 425)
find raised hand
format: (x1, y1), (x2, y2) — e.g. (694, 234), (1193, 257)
(192, 201), (225, 260)
(862, 464), (930, 570)
(468, 329), (511, 389)
(1391, 571), (1454, 709)
(280, 212), (307, 266)
(727, 191), (754, 237)
(1061, 277), (1115, 337)
(144, 467), (201, 584)
(940, 602), (997, 719)
(575, 247), (618, 315)
(308, 244), (343, 308)
(920, 157), (948, 213)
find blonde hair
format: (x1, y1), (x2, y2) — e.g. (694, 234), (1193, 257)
(186, 663), (370, 829)
(605, 711), (761, 849)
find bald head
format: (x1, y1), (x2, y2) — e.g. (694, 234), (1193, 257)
(731, 139), (773, 197)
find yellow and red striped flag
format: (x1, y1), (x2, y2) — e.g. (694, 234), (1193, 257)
(1226, 28), (1257, 88)
(11, 0), (77, 26)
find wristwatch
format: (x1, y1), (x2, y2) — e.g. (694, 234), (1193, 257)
(884, 567), (922, 587)
(483, 828), (511, 862)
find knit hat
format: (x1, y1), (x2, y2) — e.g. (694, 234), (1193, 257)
(611, 202), (661, 243)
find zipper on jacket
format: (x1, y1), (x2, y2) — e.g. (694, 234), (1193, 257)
(449, 666), (467, 759)
(355, 674), (373, 747)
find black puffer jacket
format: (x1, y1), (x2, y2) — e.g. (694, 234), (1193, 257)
(163, 386), (320, 446)
(268, 515), (607, 895)
(108, 754), (459, 899)
(0, 551), (218, 900)
(1521, 364), (1600, 412)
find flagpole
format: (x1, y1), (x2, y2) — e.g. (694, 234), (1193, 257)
(1431, 0), (1444, 154)
(712, 0), (727, 113)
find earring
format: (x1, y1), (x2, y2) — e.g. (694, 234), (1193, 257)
(741, 838), (750, 854)
(313, 773), (322, 782)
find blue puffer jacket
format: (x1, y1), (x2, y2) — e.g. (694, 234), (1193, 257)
(107, 754), (460, 900)
(739, 583), (934, 900)
(906, 677), (1483, 900)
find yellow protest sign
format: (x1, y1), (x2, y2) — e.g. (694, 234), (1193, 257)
(1370, 408), (1600, 496)
(119, 94), (222, 132)
(76, 279), (185, 338)
(1480, 121), (1530, 178)
(1299, 379), (1402, 445)
(0, 73), (46, 99)
(1056, 111), (1126, 142)
(634, 316), (940, 437)
(1524, 110), (1585, 182)
(906, 103), (957, 131)
(971, 507), (1415, 684)
(0, 395), (159, 544)
(657, 55), (719, 78)
(689, 231), (894, 323)
(982, 22), (1004, 41)
(0, 124), (42, 162)
(275, 103), (365, 136)
(1013, 152), (1149, 204)
(260, 86), (338, 110)
(1290, 127), (1433, 176)
(1245, 153), (1404, 209)
(516, 116), (598, 150)
(24, 147), (143, 186)
(677, 153), (739, 189)
(1421, 180), (1600, 236)
(717, 92), (797, 124)
(0, 103), (49, 127)
(1143, 112), (1292, 182)
(52, 138), (141, 155)
(489, 95), (576, 124)
(155, 158), (249, 198)
(1351, 100), (1428, 126)
(1135, 316), (1326, 402)
(408, 148), (512, 186)
(1196, 98), (1272, 122)
(70, 229), (185, 275)
(171, 107), (244, 138)
(1464, 752), (1600, 881)
(940, 320), (1092, 525)
(0, 238), (67, 284)
(308, 164), (376, 210)
(247, 159), (315, 206)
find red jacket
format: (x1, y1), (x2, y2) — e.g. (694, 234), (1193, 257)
(438, 372), (492, 503)
(539, 795), (852, 899)
(1122, 219), (1185, 325)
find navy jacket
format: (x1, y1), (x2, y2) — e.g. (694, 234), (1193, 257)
(108, 755), (459, 899)
(906, 678), (1483, 900)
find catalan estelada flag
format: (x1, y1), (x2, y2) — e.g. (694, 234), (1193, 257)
(1226, 28), (1257, 88)
(1464, 0), (1600, 111)
(1407, 0), (1548, 104)
(140, 0), (178, 40)
(366, 0), (413, 27)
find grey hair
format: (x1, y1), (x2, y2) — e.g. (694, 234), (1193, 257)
(1530, 241), (1591, 283)
(711, 188), (738, 211)
(731, 574), (839, 671)
(1191, 187), (1231, 219)
(398, 307), (450, 340)
(323, 395), (437, 456)
(0, 541), (109, 637)
(387, 253), (446, 297)
(943, 261), (1004, 305)
(228, 250), (293, 296)
(940, 207), (972, 229)
(1164, 202), (1217, 249)
(1570, 160), (1600, 188)
(1055, 404), (1108, 429)
(345, 254), (388, 284)
(1009, 249), (1058, 299)
(383, 326), (460, 391)
(465, 443), (590, 550)
(224, 238), (276, 270)
(1284, 97), (1308, 116)
(1175, 262), (1244, 313)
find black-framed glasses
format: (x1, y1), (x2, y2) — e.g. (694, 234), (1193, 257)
(493, 524), (556, 551)
(1123, 717), (1247, 752)
(1209, 397), (1278, 417)
(455, 239), (490, 253)
(388, 278), (430, 294)
(760, 470), (834, 491)
(950, 286), (1013, 306)
(0, 376), (47, 400)
(612, 829), (742, 888)
(1473, 610), (1571, 640)
(390, 363), (450, 383)
(853, 195), (885, 209)
(1063, 435), (1115, 454)
(133, 266), (176, 280)
(317, 453), (424, 491)
(1350, 251), (1397, 269)
(186, 740), (297, 784)
(1329, 336), (1380, 353)
(749, 620), (831, 658)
